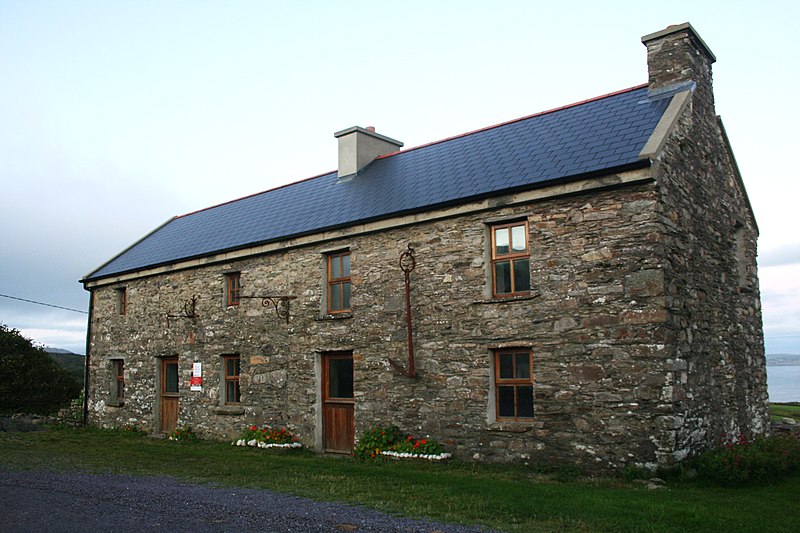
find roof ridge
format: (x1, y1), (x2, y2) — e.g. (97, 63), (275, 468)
(177, 83), (647, 220)
(375, 83), (649, 160)
(176, 168), (337, 219)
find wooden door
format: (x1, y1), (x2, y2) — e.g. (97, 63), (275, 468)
(160, 357), (179, 433)
(322, 352), (354, 453)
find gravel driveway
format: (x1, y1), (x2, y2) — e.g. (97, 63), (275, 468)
(0, 469), (492, 532)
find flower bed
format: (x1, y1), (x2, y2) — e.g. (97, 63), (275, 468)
(353, 424), (451, 462)
(232, 425), (302, 449)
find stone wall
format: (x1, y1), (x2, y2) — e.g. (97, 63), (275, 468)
(87, 180), (684, 470)
(644, 24), (769, 463)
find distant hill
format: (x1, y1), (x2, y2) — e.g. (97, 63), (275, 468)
(766, 353), (800, 366)
(44, 348), (85, 385)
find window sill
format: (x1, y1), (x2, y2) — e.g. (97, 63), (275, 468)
(213, 406), (245, 416)
(106, 400), (124, 408)
(487, 420), (538, 433)
(473, 291), (540, 305)
(317, 312), (353, 321)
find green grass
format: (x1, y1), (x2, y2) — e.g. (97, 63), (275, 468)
(771, 402), (800, 421)
(1, 426), (799, 532)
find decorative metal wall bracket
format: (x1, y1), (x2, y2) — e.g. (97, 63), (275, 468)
(387, 244), (418, 378)
(166, 295), (199, 327)
(240, 295), (296, 324)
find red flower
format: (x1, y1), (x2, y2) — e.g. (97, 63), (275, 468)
(421, 439), (427, 445)
(250, 425), (257, 431)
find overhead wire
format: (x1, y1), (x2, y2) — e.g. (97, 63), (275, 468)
(0, 292), (88, 314)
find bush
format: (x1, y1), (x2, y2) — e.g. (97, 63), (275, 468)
(693, 433), (800, 485)
(0, 324), (82, 415)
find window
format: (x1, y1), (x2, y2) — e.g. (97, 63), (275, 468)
(491, 221), (530, 297)
(222, 354), (241, 404)
(327, 251), (351, 313)
(225, 272), (241, 306)
(494, 348), (534, 419)
(116, 287), (127, 315)
(112, 359), (124, 402)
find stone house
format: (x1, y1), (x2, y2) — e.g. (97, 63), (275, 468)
(81, 23), (767, 470)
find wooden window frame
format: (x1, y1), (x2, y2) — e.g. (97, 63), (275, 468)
(112, 359), (124, 402)
(494, 348), (534, 420)
(225, 272), (241, 307)
(327, 251), (351, 314)
(490, 221), (531, 298)
(222, 354), (241, 405)
(116, 287), (127, 315)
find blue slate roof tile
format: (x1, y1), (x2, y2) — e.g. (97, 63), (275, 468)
(84, 84), (673, 281)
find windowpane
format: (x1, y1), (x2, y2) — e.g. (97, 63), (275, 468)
(331, 256), (341, 279)
(328, 358), (354, 398)
(342, 253), (350, 276)
(164, 362), (178, 393)
(342, 282), (351, 310)
(515, 353), (531, 379)
(517, 386), (534, 417)
(499, 353), (514, 379)
(226, 381), (240, 403)
(494, 227), (510, 256)
(513, 259), (531, 292)
(330, 283), (342, 311)
(511, 225), (527, 252)
(116, 380), (124, 399)
(498, 386), (515, 417)
(494, 261), (511, 294)
(226, 357), (239, 377)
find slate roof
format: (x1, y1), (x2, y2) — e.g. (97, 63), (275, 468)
(84, 84), (673, 282)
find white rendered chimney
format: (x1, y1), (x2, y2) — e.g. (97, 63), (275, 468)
(334, 126), (403, 178)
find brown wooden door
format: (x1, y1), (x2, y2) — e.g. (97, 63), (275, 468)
(160, 357), (179, 433)
(322, 352), (354, 453)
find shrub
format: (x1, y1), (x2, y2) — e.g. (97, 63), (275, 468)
(693, 433), (800, 485)
(0, 324), (82, 415)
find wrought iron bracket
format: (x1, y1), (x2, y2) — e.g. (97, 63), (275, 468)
(388, 244), (418, 378)
(240, 295), (296, 324)
(166, 295), (199, 327)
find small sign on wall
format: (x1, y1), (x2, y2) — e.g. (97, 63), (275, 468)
(190, 362), (202, 391)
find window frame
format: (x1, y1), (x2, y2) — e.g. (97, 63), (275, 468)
(225, 272), (241, 307)
(222, 354), (241, 405)
(111, 359), (124, 404)
(326, 251), (351, 314)
(490, 221), (531, 298)
(493, 348), (534, 420)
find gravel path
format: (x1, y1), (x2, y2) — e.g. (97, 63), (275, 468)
(0, 469), (492, 532)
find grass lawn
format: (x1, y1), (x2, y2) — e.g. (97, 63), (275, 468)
(771, 402), (800, 421)
(1, 426), (798, 533)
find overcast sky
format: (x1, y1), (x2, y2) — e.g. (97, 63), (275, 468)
(1, 0), (798, 356)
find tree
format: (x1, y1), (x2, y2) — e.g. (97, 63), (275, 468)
(0, 324), (82, 415)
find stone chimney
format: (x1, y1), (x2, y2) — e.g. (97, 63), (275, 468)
(641, 23), (716, 109)
(334, 126), (403, 178)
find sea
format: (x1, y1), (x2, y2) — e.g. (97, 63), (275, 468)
(767, 365), (800, 403)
